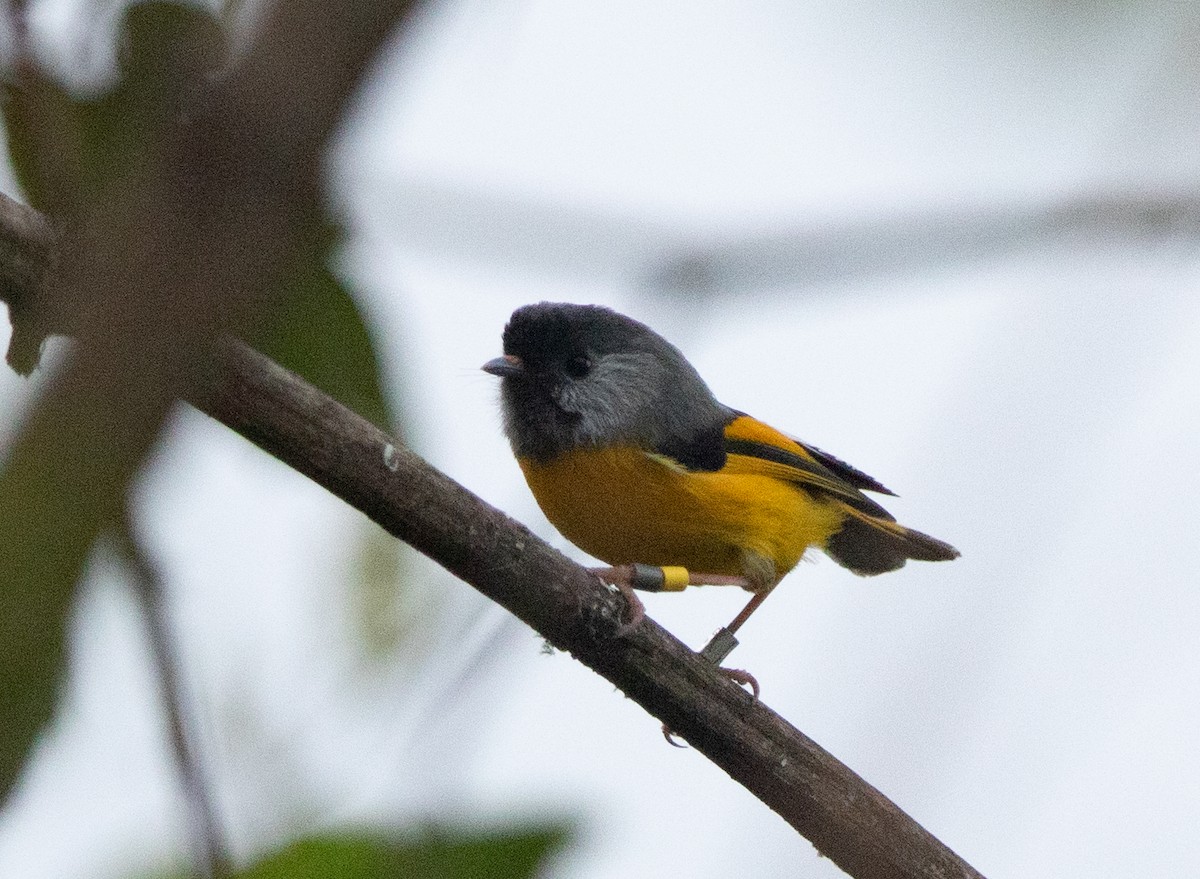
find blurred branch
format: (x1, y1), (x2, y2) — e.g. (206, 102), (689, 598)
(366, 177), (1200, 297)
(1, 188), (985, 879)
(651, 190), (1200, 296)
(0, 190), (56, 370)
(115, 517), (229, 879)
(0, 0), (421, 805)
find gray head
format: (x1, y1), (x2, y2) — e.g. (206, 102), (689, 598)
(482, 302), (732, 464)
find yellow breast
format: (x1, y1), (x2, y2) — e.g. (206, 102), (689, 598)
(518, 445), (845, 586)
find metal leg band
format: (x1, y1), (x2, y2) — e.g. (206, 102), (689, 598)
(699, 627), (739, 665)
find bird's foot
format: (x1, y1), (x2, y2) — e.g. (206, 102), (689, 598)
(660, 628), (760, 747)
(660, 664), (760, 747)
(589, 565), (646, 635)
(699, 626), (760, 697)
(717, 666), (760, 699)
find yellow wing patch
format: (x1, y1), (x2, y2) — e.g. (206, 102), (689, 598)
(723, 415), (820, 461)
(722, 415), (892, 518)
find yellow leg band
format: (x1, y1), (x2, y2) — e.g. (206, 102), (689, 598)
(660, 566), (690, 592)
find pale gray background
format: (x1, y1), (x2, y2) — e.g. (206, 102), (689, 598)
(3, 1), (1200, 877)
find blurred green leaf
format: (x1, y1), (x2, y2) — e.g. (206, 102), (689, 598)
(2, 2), (225, 216)
(80, 2), (226, 200)
(0, 0), (392, 805)
(0, 65), (87, 220)
(0, 397), (133, 800)
(251, 226), (397, 431)
(0, 479), (73, 798)
(0, 1), (229, 798)
(174, 828), (568, 879)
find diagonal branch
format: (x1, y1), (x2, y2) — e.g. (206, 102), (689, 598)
(202, 340), (986, 879)
(1, 189), (985, 878)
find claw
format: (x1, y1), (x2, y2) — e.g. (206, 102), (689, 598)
(661, 724), (688, 747)
(660, 662), (760, 747)
(718, 667), (760, 700)
(589, 565), (645, 635)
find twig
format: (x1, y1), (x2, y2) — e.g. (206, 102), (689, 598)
(115, 517), (229, 879)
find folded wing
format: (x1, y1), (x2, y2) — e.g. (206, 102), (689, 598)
(721, 415), (959, 575)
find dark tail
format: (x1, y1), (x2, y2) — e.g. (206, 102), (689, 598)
(824, 504), (959, 576)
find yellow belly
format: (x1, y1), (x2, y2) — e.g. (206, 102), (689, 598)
(518, 446), (845, 586)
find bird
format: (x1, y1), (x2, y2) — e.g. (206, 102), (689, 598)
(482, 302), (958, 685)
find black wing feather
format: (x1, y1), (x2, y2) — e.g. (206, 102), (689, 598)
(722, 437), (896, 520)
(799, 441), (896, 496)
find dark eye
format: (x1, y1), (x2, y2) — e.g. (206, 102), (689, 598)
(564, 355), (591, 378)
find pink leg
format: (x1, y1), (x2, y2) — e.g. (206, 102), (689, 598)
(695, 580), (781, 698)
(589, 565), (756, 633)
(593, 565), (771, 746)
(725, 582), (778, 635)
